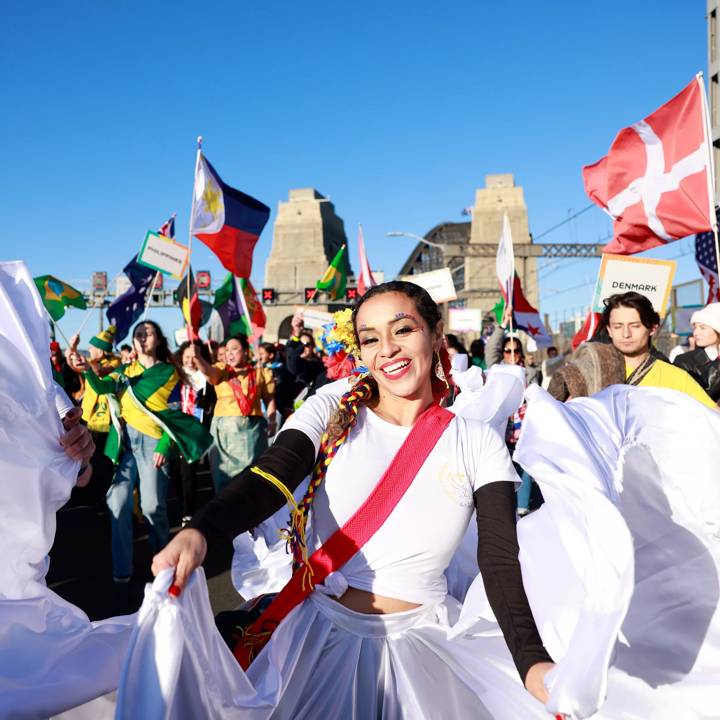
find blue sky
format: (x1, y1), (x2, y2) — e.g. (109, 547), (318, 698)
(1, 1), (710, 344)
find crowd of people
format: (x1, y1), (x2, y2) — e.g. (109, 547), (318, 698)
(6, 274), (719, 717)
(50, 291), (720, 599)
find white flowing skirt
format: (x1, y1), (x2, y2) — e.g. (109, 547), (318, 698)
(112, 568), (548, 720)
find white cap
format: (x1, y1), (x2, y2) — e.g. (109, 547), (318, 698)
(691, 303), (720, 334)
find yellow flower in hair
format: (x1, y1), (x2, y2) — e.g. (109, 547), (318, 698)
(328, 308), (360, 358)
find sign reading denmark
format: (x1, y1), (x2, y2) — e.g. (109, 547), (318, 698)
(138, 231), (190, 279)
(592, 254), (676, 317)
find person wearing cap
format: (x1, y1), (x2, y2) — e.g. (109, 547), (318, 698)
(674, 302), (720, 402)
(65, 326), (122, 500)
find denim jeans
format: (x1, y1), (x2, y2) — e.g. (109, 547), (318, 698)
(517, 470), (533, 511)
(106, 425), (170, 578)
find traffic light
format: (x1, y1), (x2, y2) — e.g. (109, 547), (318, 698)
(345, 287), (358, 302)
(196, 271), (211, 290)
(262, 287), (276, 304)
(304, 287), (318, 303)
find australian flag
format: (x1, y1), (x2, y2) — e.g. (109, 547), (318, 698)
(695, 222), (720, 303)
(107, 214), (175, 342)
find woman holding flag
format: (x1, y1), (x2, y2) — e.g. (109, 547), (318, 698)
(70, 320), (212, 586)
(189, 335), (276, 494)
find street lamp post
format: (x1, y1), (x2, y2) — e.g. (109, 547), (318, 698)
(386, 231), (445, 250)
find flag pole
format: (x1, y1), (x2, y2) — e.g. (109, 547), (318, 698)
(697, 72), (720, 286)
(47, 312), (72, 348)
(74, 308), (94, 338)
(140, 272), (160, 323)
(185, 136), (203, 341)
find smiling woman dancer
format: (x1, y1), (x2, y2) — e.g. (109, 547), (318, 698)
(153, 281), (555, 718)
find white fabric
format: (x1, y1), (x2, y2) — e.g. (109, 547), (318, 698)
(496, 212), (515, 307)
(514, 384), (720, 719)
(0, 261), (135, 719)
(54, 382), (75, 418)
(283, 389), (518, 605)
(113, 567), (547, 720)
(668, 343), (689, 362)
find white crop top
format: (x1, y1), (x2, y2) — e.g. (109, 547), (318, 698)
(282, 387), (519, 605)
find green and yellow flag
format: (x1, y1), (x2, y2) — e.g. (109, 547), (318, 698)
(34, 275), (87, 321)
(316, 244), (347, 300)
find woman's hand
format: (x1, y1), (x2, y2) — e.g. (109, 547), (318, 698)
(524, 661), (554, 705)
(60, 407), (95, 486)
(290, 312), (304, 337)
(60, 407), (94, 463)
(151, 528), (207, 593)
(502, 305), (513, 329)
(152, 452), (167, 468)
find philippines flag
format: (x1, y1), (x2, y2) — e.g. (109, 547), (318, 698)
(191, 151), (271, 278)
(695, 225), (720, 303)
(501, 274), (552, 348)
(356, 225), (376, 296)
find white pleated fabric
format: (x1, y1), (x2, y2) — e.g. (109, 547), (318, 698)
(0, 261), (135, 720)
(114, 567), (548, 720)
(515, 384), (720, 719)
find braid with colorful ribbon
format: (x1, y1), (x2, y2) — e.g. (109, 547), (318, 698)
(281, 376), (376, 590)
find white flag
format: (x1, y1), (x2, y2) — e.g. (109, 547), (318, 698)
(496, 213), (515, 307)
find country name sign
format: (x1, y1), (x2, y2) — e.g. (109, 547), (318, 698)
(138, 231), (190, 280)
(592, 254), (676, 317)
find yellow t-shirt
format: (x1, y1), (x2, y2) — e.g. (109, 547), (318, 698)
(81, 355), (121, 432)
(119, 361), (179, 438)
(627, 358), (716, 410)
(213, 364), (275, 418)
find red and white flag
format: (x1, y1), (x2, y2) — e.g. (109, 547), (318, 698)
(572, 311), (602, 350)
(507, 274), (553, 348)
(356, 224), (377, 296)
(583, 76), (715, 255)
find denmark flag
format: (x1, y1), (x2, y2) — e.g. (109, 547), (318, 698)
(583, 76), (715, 255)
(356, 224), (377, 296)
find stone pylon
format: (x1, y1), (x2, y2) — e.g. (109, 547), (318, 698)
(263, 189), (351, 341)
(465, 174), (539, 310)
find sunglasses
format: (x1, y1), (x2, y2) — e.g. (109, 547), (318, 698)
(503, 348), (520, 355)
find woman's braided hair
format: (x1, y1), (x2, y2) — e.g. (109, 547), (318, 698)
(287, 281), (451, 585)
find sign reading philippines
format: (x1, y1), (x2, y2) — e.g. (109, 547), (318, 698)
(137, 231), (190, 279)
(191, 149), (270, 278)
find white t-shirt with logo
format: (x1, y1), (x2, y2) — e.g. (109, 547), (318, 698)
(282, 390), (518, 605)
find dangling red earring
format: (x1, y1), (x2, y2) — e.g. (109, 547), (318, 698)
(434, 351), (449, 389)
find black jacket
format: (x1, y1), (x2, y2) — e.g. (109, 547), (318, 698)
(674, 348), (720, 402)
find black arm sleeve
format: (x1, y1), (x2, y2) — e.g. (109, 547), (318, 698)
(474, 481), (553, 683)
(189, 429), (316, 546)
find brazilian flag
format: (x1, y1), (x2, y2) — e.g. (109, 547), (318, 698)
(86, 363), (213, 465)
(316, 245), (347, 300)
(34, 275), (87, 321)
